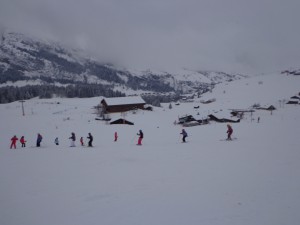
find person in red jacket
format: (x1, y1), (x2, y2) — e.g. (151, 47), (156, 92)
(20, 136), (26, 147)
(10, 135), (18, 149)
(226, 124), (233, 140)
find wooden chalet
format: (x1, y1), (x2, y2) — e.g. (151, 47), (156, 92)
(101, 96), (146, 113)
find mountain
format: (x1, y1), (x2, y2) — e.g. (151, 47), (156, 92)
(0, 31), (247, 102)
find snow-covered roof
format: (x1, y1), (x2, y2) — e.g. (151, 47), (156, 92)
(102, 96), (145, 106)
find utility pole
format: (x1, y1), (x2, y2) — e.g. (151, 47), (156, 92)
(19, 100), (25, 116)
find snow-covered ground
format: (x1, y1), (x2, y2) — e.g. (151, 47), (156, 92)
(0, 73), (299, 225)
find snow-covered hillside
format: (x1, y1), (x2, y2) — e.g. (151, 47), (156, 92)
(0, 31), (246, 97)
(0, 73), (299, 225)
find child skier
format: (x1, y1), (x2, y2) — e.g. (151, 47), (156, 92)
(10, 135), (18, 149)
(180, 129), (188, 143)
(54, 137), (59, 145)
(226, 124), (233, 140)
(20, 136), (26, 147)
(80, 137), (84, 146)
(137, 130), (143, 145)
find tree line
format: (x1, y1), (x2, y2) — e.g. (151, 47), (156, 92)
(0, 84), (125, 104)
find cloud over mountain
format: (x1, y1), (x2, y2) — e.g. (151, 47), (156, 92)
(1, 0), (300, 74)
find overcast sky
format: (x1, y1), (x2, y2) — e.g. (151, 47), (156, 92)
(1, 0), (300, 74)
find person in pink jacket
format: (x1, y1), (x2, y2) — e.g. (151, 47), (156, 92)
(137, 130), (143, 145)
(20, 136), (26, 147)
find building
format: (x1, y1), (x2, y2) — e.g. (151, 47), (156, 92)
(101, 96), (146, 113)
(110, 118), (134, 125)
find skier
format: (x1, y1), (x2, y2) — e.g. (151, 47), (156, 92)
(20, 136), (26, 147)
(80, 137), (84, 146)
(257, 117), (260, 123)
(87, 133), (93, 147)
(10, 135), (18, 149)
(180, 129), (188, 143)
(114, 132), (118, 142)
(226, 124), (233, 140)
(69, 132), (76, 147)
(137, 130), (143, 145)
(54, 137), (59, 145)
(36, 133), (43, 147)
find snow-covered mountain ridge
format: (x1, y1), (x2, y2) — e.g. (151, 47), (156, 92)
(0, 31), (246, 95)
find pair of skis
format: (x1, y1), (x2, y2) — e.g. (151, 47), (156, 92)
(220, 137), (237, 141)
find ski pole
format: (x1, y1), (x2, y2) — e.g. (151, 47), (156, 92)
(130, 134), (137, 144)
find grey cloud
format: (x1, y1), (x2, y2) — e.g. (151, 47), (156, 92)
(1, 0), (300, 74)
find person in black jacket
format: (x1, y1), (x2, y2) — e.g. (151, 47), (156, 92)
(180, 129), (188, 143)
(87, 133), (93, 147)
(36, 133), (43, 147)
(69, 132), (76, 147)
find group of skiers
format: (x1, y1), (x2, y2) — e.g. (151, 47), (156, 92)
(69, 132), (93, 147)
(9, 125), (233, 149)
(9, 132), (94, 149)
(10, 133), (43, 149)
(9, 130), (145, 149)
(54, 133), (94, 147)
(179, 124), (233, 143)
